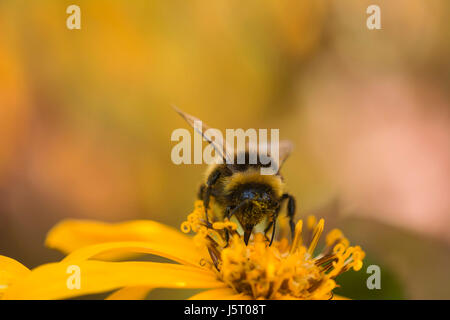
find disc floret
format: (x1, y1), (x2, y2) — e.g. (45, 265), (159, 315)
(181, 201), (365, 299)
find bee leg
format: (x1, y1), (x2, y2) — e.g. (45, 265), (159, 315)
(223, 206), (233, 246)
(281, 193), (297, 240)
(264, 202), (282, 245)
(287, 195), (296, 240)
(197, 183), (212, 227)
(203, 170), (221, 226)
(224, 205), (233, 220)
(269, 217), (277, 246)
(263, 221), (274, 241)
(224, 229), (230, 245)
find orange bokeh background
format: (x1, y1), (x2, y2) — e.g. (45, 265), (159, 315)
(0, 1), (449, 298)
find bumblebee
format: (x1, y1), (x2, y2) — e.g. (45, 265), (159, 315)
(174, 107), (296, 245)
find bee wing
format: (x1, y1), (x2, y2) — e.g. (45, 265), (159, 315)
(246, 139), (293, 172)
(277, 140), (294, 169)
(173, 106), (234, 164)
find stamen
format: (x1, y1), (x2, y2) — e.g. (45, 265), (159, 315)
(307, 218), (324, 256)
(311, 279), (336, 299)
(290, 220), (303, 254)
(325, 228), (349, 249)
(181, 202), (364, 300)
(180, 221), (191, 233)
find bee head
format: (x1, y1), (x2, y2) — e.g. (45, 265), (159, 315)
(240, 188), (272, 203)
(243, 226), (254, 245)
(233, 188), (278, 245)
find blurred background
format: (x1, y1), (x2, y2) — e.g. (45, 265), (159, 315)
(0, 0), (449, 299)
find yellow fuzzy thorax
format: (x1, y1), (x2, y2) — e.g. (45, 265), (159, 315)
(181, 201), (365, 300)
(223, 168), (284, 198)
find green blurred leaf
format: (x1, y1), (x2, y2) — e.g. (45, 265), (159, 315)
(333, 255), (405, 300)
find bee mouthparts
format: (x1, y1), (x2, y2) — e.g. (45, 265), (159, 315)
(244, 229), (252, 245)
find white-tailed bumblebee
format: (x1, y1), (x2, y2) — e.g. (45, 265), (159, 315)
(174, 107), (296, 245)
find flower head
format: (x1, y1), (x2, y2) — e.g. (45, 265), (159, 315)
(1, 201), (364, 300)
(181, 201), (365, 300)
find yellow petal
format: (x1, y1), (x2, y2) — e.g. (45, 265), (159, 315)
(61, 241), (205, 267)
(188, 288), (251, 300)
(106, 287), (152, 300)
(0, 255), (30, 297)
(46, 219), (204, 263)
(3, 261), (225, 300)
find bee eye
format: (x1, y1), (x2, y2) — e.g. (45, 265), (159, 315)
(241, 190), (256, 200)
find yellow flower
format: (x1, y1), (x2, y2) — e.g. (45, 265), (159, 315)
(0, 256), (31, 299)
(1, 201), (364, 300)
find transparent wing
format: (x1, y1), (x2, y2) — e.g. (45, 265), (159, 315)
(278, 140), (294, 169)
(246, 139), (293, 172)
(172, 106), (234, 164)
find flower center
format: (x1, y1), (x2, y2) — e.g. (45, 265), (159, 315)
(181, 201), (365, 300)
